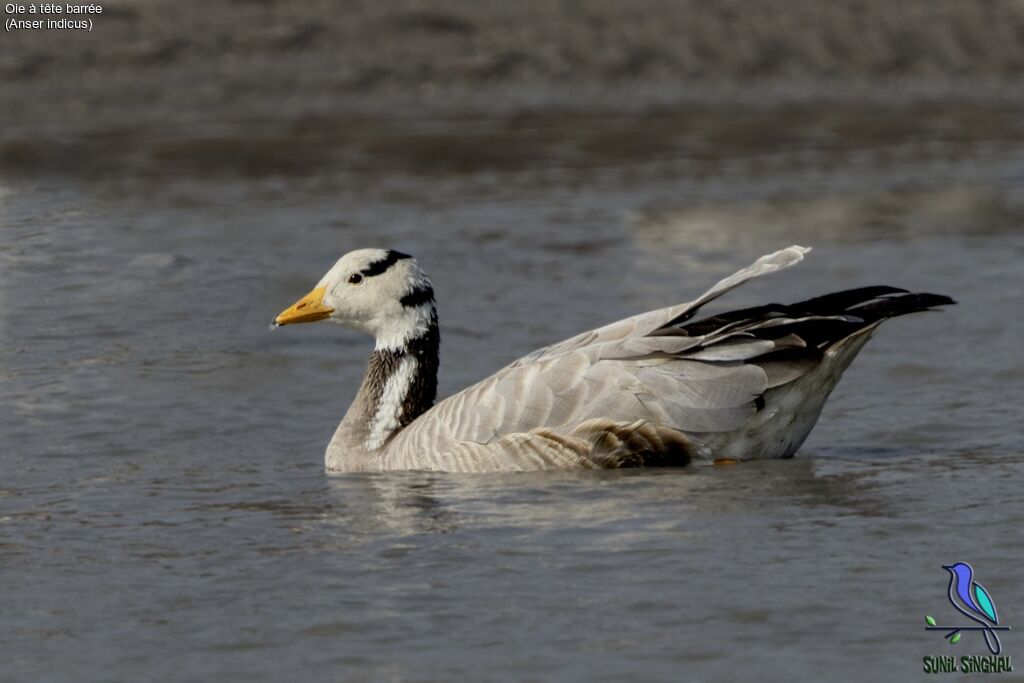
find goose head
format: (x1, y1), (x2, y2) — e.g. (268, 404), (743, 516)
(274, 248), (436, 349)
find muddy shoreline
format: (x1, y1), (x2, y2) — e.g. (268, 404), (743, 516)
(3, 0), (1024, 179)
(3, 99), (1024, 180)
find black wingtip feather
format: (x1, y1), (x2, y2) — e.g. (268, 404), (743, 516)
(847, 292), (956, 321)
(791, 286), (909, 314)
(667, 286), (955, 352)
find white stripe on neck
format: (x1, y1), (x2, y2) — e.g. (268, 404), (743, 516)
(374, 303), (436, 352)
(365, 355), (418, 451)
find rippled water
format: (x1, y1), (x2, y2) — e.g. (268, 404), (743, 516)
(2, 146), (1023, 681)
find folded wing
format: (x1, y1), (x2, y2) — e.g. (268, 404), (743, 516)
(385, 246), (953, 470)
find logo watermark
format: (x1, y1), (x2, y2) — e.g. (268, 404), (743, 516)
(923, 562), (1012, 674)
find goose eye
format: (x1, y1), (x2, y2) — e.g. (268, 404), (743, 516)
(348, 273), (363, 284)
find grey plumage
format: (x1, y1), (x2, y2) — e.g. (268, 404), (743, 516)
(274, 246), (954, 472)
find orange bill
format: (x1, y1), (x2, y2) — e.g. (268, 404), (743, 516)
(274, 286), (333, 325)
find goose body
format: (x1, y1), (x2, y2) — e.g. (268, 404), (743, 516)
(274, 246), (953, 472)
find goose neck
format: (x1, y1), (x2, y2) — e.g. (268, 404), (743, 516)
(344, 311), (440, 453)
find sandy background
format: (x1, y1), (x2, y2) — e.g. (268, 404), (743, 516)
(3, 0), (1024, 179)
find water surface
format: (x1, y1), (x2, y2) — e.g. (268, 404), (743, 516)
(2, 137), (1023, 681)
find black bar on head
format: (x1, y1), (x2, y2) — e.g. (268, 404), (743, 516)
(361, 250), (412, 277)
(400, 285), (435, 308)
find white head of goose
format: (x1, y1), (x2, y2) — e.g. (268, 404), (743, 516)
(275, 246), (954, 473)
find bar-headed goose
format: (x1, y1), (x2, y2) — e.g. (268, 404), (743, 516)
(274, 246), (953, 472)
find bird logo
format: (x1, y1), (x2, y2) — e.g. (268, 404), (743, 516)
(925, 562), (1011, 655)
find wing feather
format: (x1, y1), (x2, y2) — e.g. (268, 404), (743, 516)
(505, 245), (810, 367)
(382, 245), (952, 470)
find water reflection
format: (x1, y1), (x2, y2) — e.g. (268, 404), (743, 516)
(324, 472), (461, 536)
(312, 457), (895, 547)
(631, 184), (1024, 265)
